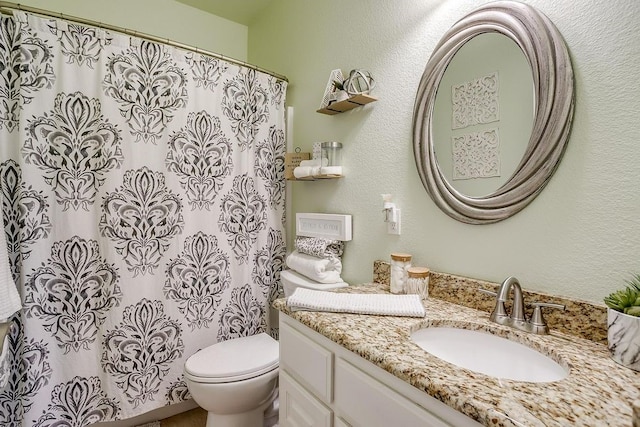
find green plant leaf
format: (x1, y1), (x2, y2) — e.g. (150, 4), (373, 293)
(604, 288), (639, 310)
(627, 274), (640, 292)
(623, 306), (640, 317)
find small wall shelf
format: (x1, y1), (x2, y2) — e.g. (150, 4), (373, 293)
(317, 94), (377, 115)
(287, 174), (343, 181)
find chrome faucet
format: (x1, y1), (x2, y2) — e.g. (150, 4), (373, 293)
(480, 276), (565, 335)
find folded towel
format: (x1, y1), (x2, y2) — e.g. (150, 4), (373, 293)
(281, 269), (348, 291)
(287, 288), (426, 317)
(295, 236), (344, 260)
(0, 191), (20, 320)
(286, 250), (343, 284)
(319, 166), (342, 176)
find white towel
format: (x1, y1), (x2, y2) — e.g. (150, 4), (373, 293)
(286, 250), (343, 284)
(319, 166), (342, 176)
(287, 288), (426, 317)
(281, 269), (348, 290)
(293, 166), (320, 179)
(0, 322), (10, 389)
(0, 191), (20, 320)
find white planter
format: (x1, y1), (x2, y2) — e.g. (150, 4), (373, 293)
(607, 308), (640, 371)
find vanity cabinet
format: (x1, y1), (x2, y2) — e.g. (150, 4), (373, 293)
(279, 314), (481, 427)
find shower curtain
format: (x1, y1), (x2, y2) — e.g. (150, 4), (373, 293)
(0, 11), (287, 426)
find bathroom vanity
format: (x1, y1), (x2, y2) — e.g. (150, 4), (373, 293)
(279, 312), (480, 427)
(274, 282), (640, 426)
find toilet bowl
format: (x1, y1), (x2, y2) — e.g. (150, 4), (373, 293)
(184, 333), (279, 427)
(280, 268), (348, 297)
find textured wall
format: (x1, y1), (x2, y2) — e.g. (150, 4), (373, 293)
(249, 0), (640, 304)
(11, 0), (248, 60)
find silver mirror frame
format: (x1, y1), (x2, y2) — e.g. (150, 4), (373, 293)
(413, 1), (574, 224)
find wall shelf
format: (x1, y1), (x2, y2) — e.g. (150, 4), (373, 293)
(287, 174), (343, 181)
(317, 94), (377, 115)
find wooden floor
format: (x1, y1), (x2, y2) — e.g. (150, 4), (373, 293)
(159, 407), (207, 427)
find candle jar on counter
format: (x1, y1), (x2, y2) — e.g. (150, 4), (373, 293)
(406, 267), (430, 300)
(390, 252), (412, 294)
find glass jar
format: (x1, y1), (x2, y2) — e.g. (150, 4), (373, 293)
(390, 252), (412, 294)
(321, 141), (342, 167)
(406, 267), (430, 300)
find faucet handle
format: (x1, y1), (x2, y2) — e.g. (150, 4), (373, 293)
(530, 302), (566, 334)
(478, 288), (508, 321)
(478, 288), (497, 297)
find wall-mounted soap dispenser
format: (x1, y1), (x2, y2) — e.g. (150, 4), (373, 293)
(381, 194), (401, 235)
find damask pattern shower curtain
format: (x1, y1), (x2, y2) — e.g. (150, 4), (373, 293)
(0, 11), (287, 426)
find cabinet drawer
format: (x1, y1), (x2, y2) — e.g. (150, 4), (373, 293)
(335, 357), (452, 427)
(280, 320), (333, 402)
(280, 371), (332, 427)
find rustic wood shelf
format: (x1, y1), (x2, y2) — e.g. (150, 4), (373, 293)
(287, 174), (344, 181)
(316, 94), (377, 115)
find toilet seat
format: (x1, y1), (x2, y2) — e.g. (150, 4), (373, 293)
(184, 332), (279, 384)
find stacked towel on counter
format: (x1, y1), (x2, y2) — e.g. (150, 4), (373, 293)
(286, 250), (342, 284)
(295, 236), (344, 259)
(287, 288), (426, 317)
(281, 268), (348, 289)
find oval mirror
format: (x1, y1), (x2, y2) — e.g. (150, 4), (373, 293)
(413, 1), (574, 224)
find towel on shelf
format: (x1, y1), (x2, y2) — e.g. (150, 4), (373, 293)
(293, 166), (321, 179)
(295, 236), (344, 260)
(286, 250), (343, 284)
(0, 192), (20, 320)
(287, 288), (426, 317)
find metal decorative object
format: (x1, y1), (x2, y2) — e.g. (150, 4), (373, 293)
(343, 69), (376, 96)
(413, 1), (574, 224)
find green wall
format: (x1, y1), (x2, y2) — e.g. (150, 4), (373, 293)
(249, 0), (640, 304)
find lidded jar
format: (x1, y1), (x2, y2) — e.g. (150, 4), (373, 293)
(390, 252), (412, 294)
(406, 267), (430, 300)
(321, 141), (342, 167)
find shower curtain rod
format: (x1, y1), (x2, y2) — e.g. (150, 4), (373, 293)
(0, 1), (288, 82)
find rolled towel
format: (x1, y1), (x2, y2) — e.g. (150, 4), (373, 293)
(287, 288), (426, 317)
(293, 166), (321, 179)
(286, 250), (342, 284)
(295, 236), (344, 259)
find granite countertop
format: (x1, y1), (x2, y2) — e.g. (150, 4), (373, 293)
(274, 283), (640, 427)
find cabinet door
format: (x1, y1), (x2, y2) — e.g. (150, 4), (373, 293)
(280, 318), (333, 402)
(335, 358), (453, 427)
(280, 371), (332, 427)
(334, 417), (351, 427)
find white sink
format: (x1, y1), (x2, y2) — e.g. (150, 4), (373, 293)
(410, 327), (568, 383)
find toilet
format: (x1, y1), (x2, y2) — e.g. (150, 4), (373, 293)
(185, 213), (352, 426)
(184, 333), (279, 427)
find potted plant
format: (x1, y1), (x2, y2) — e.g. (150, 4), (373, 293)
(604, 275), (640, 371)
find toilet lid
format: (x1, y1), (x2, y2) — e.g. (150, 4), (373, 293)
(184, 333), (279, 383)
